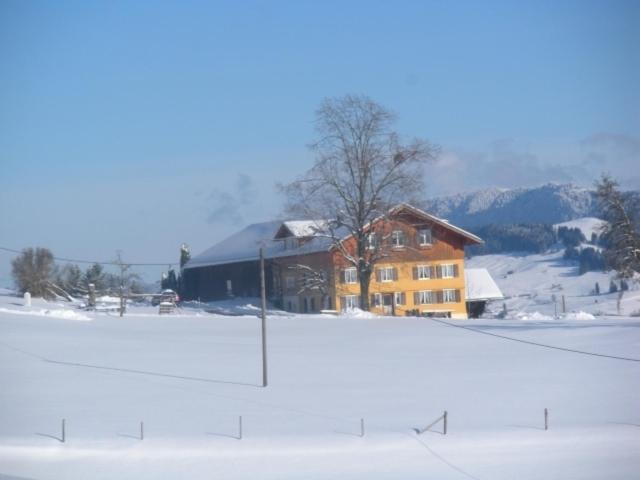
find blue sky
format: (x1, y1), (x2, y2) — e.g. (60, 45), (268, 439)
(1, 0), (638, 284)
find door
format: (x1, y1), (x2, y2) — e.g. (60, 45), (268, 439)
(382, 294), (394, 315)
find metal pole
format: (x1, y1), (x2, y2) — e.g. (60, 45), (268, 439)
(443, 411), (448, 435)
(544, 408), (548, 431)
(62, 418), (66, 443)
(239, 415), (243, 440)
(140, 421), (144, 440)
(260, 248), (268, 387)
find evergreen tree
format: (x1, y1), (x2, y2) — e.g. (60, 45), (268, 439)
(609, 280), (618, 294)
(161, 269), (178, 290)
(55, 264), (83, 296)
(180, 243), (191, 269)
(83, 263), (107, 291)
(596, 175), (640, 313)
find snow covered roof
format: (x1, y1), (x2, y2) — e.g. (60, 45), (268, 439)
(280, 220), (329, 238)
(465, 268), (504, 301)
(185, 203), (484, 270)
(390, 203), (483, 245)
(184, 221), (334, 269)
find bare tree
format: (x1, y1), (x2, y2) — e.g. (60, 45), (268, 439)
(288, 264), (330, 309)
(281, 95), (437, 310)
(11, 247), (56, 298)
(595, 175), (640, 314)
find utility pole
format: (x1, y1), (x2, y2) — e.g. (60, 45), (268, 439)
(115, 251), (130, 317)
(260, 248), (268, 387)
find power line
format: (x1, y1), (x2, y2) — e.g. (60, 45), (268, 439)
(429, 317), (640, 363)
(0, 246), (177, 267)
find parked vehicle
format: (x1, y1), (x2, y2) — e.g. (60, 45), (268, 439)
(151, 289), (180, 306)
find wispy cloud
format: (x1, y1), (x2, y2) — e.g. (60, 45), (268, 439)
(206, 174), (257, 225)
(427, 133), (640, 196)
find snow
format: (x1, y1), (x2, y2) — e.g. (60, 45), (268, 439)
(281, 220), (329, 238)
(554, 217), (606, 239)
(0, 288), (639, 479)
(467, 249), (640, 317)
(564, 311), (597, 321)
(464, 268), (504, 301)
(184, 221), (336, 270)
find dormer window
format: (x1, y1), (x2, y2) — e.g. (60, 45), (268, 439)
(391, 230), (405, 248)
(285, 237), (299, 250)
(417, 228), (433, 246)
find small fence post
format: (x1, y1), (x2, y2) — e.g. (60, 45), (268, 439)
(443, 411), (448, 435)
(544, 408), (548, 431)
(140, 421), (144, 440)
(239, 416), (243, 440)
(61, 418), (66, 443)
(360, 418), (365, 437)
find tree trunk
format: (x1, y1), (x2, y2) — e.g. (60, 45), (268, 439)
(617, 288), (624, 315)
(360, 270), (371, 311)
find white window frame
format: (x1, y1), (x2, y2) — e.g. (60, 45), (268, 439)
(418, 228), (433, 246)
(391, 230), (406, 248)
(443, 289), (457, 303)
(441, 264), (455, 279)
(419, 290), (435, 304)
(372, 293), (382, 307)
(344, 295), (359, 310)
(394, 292), (405, 306)
(344, 267), (357, 284)
(417, 265), (431, 280)
(366, 233), (378, 250)
(285, 276), (295, 289)
(379, 266), (394, 282)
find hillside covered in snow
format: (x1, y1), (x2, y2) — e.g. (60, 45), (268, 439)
(424, 183), (600, 228)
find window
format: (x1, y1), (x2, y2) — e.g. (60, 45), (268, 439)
(285, 276), (295, 289)
(417, 265), (432, 280)
(417, 228), (433, 246)
(391, 230), (406, 248)
(441, 264), (455, 278)
(443, 289), (457, 303)
(366, 233), (378, 250)
(378, 266), (395, 282)
(284, 237), (299, 250)
(417, 290), (435, 304)
(344, 267), (357, 284)
(343, 295), (359, 310)
(371, 293), (382, 307)
(394, 292), (406, 306)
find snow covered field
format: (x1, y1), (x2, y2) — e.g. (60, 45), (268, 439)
(468, 248), (640, 319)
(0, 287), (639, 479)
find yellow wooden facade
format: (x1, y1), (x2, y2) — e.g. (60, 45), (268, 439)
(276, 205), (481, 319)
(335, 258), (468, 318)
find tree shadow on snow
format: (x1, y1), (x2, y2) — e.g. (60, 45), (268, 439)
(507, 424), (545, 431)
(205, 431), (241, 440)
(34, 432), (63, 442)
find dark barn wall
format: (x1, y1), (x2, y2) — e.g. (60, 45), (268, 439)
(182, 261), (276, 302)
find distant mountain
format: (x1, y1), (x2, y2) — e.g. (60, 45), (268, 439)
(423, 183), (600, 228)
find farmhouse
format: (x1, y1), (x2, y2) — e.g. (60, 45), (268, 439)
(182, 204), (483, 318)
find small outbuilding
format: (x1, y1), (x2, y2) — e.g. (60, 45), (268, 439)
(464, 268), (504, 318)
